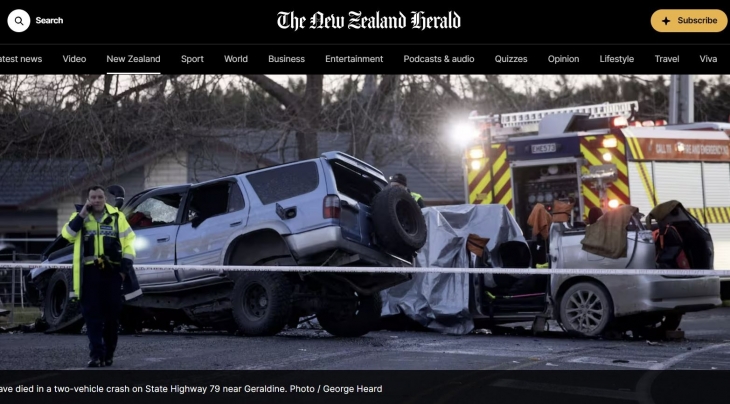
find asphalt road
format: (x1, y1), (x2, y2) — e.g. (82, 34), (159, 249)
(3, 307), (730, 371)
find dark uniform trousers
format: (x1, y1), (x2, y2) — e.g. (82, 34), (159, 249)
(80, 264), (123, 361)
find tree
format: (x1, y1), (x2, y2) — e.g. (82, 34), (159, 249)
(2, 73), (729, 186)
(241, 75), (323, 160)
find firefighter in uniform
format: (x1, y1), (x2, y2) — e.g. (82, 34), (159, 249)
(61, 185), (141, 367)
(389, 173), (425, 208)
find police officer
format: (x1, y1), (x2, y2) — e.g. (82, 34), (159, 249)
(61, 185), (140, 367)
(389, 173), (425, 208)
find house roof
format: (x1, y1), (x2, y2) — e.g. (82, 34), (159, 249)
(0, 145), (178, 209)
(1, 129), (466, 208)
(0, 159), (97, 208)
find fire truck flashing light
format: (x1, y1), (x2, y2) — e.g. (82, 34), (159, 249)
(612, 116), (628, 127)
(453, 122), (480, 145)
(602, 138), (618, 148)
(469, 147), (485, 159)
(629, 119), (668, 128)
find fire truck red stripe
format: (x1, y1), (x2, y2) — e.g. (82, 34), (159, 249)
(493, 166), (512, 204)
(468, 163), (491, 196)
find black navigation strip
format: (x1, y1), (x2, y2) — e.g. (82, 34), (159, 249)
(0, 45), (726, 74)
(5, 5), (730, 44)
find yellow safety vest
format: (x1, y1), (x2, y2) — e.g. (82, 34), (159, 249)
(61, 203), (136, 300)
(411, 192), (423, 201)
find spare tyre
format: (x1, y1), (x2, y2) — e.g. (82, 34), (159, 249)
(371, 185), (427, 257)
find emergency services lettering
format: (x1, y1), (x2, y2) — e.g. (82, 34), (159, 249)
(654, 142), (729, 156)
(680, 144), (729, 156)
(700, 144), (729, 155)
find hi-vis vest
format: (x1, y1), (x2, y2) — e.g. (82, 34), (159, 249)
(411, 192), (423, 202)
(61, 203), (136, 300)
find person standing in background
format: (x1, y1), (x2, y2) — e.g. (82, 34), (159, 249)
(389, 173), (426, 208)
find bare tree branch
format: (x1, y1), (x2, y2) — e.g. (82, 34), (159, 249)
(241, 74), (299, 108)
(428, 75), (462, 102)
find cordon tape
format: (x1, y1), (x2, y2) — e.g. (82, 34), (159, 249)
(1, 263), (730, 277)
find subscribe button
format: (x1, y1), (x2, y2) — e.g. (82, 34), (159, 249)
(652, 9), (727, 32)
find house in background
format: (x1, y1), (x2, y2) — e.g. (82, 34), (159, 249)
(0, 130), (465, 256)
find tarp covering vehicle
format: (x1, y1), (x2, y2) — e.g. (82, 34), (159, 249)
(380, 204), (531, 335)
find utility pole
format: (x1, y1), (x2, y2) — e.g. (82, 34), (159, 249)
(668, 74), (694, 124)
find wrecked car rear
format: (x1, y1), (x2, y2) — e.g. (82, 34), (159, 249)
(381, 202), (720, 338)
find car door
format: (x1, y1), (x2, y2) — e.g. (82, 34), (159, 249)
(123, 186), (188, 286)
(174, 178), (249, 281)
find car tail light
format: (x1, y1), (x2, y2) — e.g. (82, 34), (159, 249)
(323, 195), (340, 219)
(655, 119), (668, 126)
(642, 120), (655, 127)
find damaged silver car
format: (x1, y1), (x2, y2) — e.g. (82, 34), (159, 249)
(381, 201), (721, 338)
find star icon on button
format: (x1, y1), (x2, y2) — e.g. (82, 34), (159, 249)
(662, 16), (671, 25)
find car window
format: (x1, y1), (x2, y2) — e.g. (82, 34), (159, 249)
(246, 161), (319, 205)
(228, 183), (245, 212)
(128, 193), (183, 229)
(185, 181), (243, 223)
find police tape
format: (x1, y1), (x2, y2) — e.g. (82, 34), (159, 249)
(0, 262), (729, 277)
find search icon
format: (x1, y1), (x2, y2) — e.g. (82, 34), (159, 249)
(7, 9), (30, 32)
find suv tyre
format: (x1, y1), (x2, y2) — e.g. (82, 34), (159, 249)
(231, 269), (293, 336)
(372, 185), (427, 257)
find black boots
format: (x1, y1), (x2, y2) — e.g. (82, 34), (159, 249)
(87, 355), (114, 367)
(87, 358), (104, 368)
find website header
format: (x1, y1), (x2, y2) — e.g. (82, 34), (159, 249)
(1, 5), (728, 44)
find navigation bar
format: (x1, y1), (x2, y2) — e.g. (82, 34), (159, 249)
(0, 45), (725, 73)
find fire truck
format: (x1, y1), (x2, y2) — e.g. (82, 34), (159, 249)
(459, 101), (730, 275)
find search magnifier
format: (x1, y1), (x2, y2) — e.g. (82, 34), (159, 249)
(7, 9), (30, 32)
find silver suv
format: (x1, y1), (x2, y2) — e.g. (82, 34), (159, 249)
(26, 151), (428, 337)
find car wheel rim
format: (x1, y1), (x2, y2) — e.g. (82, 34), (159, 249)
(395, 200), (417, 235)
(243, 284), (268, 321)
(565, 290), (604, 333)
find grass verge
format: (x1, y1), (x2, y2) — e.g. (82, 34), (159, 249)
(0, 306), (41, 326)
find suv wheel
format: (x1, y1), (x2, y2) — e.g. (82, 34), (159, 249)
(317, 293), (382, 337)
(231, 270), (293, 336)
(372, 185), (427, 256)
